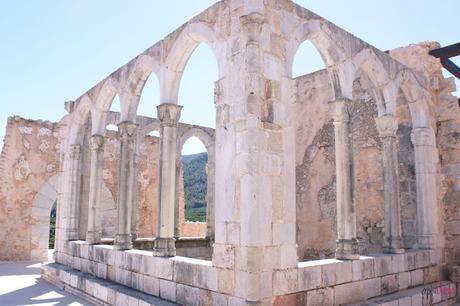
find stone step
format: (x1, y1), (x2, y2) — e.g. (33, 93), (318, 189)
(42, 262), (178, 306)
(346, 281), (458, 306)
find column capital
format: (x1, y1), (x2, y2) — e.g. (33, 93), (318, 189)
(157, 103), (183, 127)
(411, 127), (436, 147)
(69, 144), (82, 160)
(376, 115), (398, 138)
(118, 121), (138, 139)
(90, 134), (105, 152)
(329, 98), (352, 123)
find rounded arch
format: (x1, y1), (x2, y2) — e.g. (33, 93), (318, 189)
(179, 126), (215, 159)
(383, 69), (430, 128)
(30, 174), (59, 261)
(286, 20), (348, 77)
(161, 22), (226, 104)
(68, 95), (93, 145)
(351, 48), (390, 115)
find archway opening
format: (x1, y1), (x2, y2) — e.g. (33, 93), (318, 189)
(181, 137), (208, 234)
(137, 73), (160, 118)
(292, 39), (334, 261)
(292, 40), (326, 78)
(178, 43), (218, 129)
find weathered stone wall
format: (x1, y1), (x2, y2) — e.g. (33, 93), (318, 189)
(0, 116), (206, 261)
(0, 117), (60, 260)
(295, 69), (389, 259)
(389, 42), (460, 262)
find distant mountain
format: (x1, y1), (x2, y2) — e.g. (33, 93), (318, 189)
(182, 152), (208, 221)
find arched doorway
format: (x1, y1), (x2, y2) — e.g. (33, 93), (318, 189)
(30, 175), (59, 261)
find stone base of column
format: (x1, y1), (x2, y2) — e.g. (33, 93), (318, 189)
(153, 237), (176, 257)
(131, 233), (137, 241)
(114, 234), (133, 250)
(86, 231), (101, 244)
(384, 237), (405, 254)
(336, 239), (360, 260)
(416, 234), (444, 250)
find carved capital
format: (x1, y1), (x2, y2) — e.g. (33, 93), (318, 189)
(118, 121), (138, 141)
(329, 98), (351, 123)
(157, 103), (183, 127)
(90, 134), (105, 152)
(375, 115), (398, 138)
(69, 144), (81, 160)
(411, 127), (436, 147)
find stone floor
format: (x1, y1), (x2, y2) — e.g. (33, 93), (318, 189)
(0, 260), (93, 306)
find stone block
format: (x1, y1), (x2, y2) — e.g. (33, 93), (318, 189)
(153, 257), (173, 280)
(306, 287), (334, 306)
(177, 284), (199, 306)
(107, 286), (117, 304)
(107, 265), (116, 282)
(273, 269), (298, 295)
(93, 283), (108, 302)
(429, 249), (442, 265)
(390, 254), (406, 273)
(352, 257), (375, 281)
(116, 291), (130, 306)
(364, 277), (382, 299)
(416, 251), (430, 269)
(278, 245), (298, 269)
(96, 263), (107, 279)
(398, 271), (411, 290)
(298, 263), (321, 291)
(405, 252), (417, 271)
(322, 260), (352, 286)
(143, 275), (159, 296)
(334, 280), (366, 305)
(374, 255), (392, 277)
(273, 223), (296, 245)
(131, 272), (144, 291)
(273, 293), (306, 306)
(116, 268), (132, 287)
(159, 279), (177, 302)
(381, 274), (398, 294)
(174, 260), (197, 285)
(398, 296), (412, 305)
(213, 244), (235, 269)
(411, 292), (423, 305)
(410, 269), (423, 287)
(205, 266), (218, 292)
(423, 266), (442, 284)
(218, 268), (235, 295)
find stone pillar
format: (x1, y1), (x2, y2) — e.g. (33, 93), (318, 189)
(331, 99), (359, 260)
(114, 121), (138, 250)
(67, 144), (82, 240)
(174, 157), (182, 239)
(205, 160), (215, 240)
(131, 148), (139, 241)
(86, 135), (105, 244)
(411, 127), (441, 249)
(376, 115), (404, 254)
(153, 103), (182, 256)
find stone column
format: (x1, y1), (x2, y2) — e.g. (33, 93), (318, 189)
(205, 160), (215, 240)
(331, 99), (359, 260)
(114, 121), (138, 250)
(411, 127), (441, 249)
(174, 157), (182, 239)
(376, 115), (404, 254)
(131, 148), (139, 241)
(153, 103), (182, 256)
(67, 144), (82, 240)
(86, 135), (105, 244)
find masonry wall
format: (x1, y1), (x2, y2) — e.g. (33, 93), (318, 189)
(295, 70), (417, 260)
(0, 117), (60, 260)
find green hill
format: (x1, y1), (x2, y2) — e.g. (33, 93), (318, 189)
(182, 152), (208, 222)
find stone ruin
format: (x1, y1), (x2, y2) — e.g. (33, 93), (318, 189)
(1, 0), (459, 305)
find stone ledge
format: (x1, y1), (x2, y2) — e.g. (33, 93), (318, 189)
(42, 262), (178, 306)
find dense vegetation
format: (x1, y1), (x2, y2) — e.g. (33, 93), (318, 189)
(49, 202), (56, 249)
(182, 152), (208, 222)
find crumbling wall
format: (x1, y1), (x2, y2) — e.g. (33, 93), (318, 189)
(0, 117), (60, 260)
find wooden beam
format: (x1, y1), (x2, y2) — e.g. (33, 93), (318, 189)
(429, 43), (460, 59)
